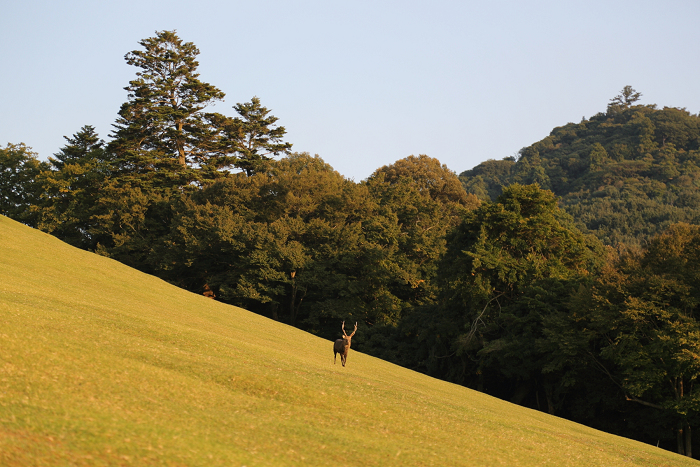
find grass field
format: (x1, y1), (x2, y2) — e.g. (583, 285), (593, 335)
(0, 214), (694, 466)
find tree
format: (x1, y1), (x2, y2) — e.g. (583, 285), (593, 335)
(228, 96), (292, 176)
(459, 89), (700, 248)
(97, 30), (240, 270)
(50, 125), (107, 170)
(458, 158), (515, 201)
(441, 184), (598, 310)
(372, 154), (475, 205)
(0, 143), (47, 225)
(366, 155), (479, 307)
(588, 142), (609, 169)
(425, 184), (602, 407)
(576, 224), (700, 457)
(651, 107), (700, 149)
(108, 30), (234, 188)
(157, 153), (423, 342)
(32, 126), (110, 248)
(608, 85), (643, 113)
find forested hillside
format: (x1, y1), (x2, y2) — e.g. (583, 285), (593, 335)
(460, 86), (700, 246)
(2, 31), (700, 458)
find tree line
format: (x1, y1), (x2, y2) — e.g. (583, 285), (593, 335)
(2, 31), (700, 457)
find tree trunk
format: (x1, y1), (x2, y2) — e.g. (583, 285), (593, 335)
(289, 282), (297, 326)
(476, 372), (484, 392)
(544, 383), (556, 415)
(176, 120), (186, 167)
(677, 421), (693, 457)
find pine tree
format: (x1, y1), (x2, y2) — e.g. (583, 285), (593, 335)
(108, 30), (234, 189)
(51, 125), (107, 170)
(98, 31), (238, 270)
(33, 126), (109, 249)
(229, 96), (292, 176)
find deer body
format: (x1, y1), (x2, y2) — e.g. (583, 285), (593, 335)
(333, 321), (357, 367)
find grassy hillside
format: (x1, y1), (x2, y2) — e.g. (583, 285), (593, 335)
(0, 215), (693, 466)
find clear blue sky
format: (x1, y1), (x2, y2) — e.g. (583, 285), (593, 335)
(2, 0), (699, 181)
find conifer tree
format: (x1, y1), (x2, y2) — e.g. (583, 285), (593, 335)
(51, 125), (107, 170)
(108, 30), (234, 188)
(33, 126), (109, 249)
(228, 96), (292, 176)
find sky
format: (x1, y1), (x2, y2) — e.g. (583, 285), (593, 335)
(2, 0), (699, 181)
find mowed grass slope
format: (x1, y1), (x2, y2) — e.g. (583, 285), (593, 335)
(0, 215), (693, 467)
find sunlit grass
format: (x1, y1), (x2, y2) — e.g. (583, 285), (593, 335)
(0, 214), (693, 466)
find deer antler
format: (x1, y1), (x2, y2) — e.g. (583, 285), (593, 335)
(341, 321), (346, 337)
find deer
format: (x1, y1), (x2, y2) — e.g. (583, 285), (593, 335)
(333, 321), (357, 367)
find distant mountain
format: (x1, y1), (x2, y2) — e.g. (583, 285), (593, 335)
(460, 87), (700, 246)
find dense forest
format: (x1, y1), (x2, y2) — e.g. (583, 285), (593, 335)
(461, 85), (700, 246)
(3, 31), (700, 458)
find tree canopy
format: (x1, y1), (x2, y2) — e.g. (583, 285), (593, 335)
(109, 30), (230, 185)
(0, 143), (46, 225)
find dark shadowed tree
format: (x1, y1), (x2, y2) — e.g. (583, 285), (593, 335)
(569, 223), (700, 457)
(158, 153), (407, 338)
(97, 31), (238, 270)
(32, 126), (110, 249)
(423, 184), (603, 410)
(0, 143), (47, 225)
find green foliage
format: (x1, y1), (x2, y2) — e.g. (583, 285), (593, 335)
(460, 87), (700, 246)
(154, 153), (478, 346)
(158, 154), (399, 337)
(366, 155), (480, 306)
(442, 184), (600, 306)
(419, 185), (603, 399)
(0, 143), (47, 225)
(31, 126), (110, 249)
(228, 96), (293, 176)
(607, 85), (643, 116)
(459, 157), (515, 201)
(109, 30), (232, 187)
(92, 31), (296, 271)
(556, 223), (700, 456)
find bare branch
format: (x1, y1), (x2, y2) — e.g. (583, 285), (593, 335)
(587, 350), (665, 410)
(463, 293), (504, 347)
(625, 395), (665, 410)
